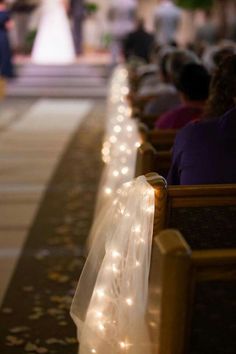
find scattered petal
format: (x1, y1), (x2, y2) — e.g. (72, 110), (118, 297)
(6, 335), (25, 346)
(10, 326), (29, 334)
(46, 338), (66, 345)
(2, 307), (13, 314)
(65, 337), (77, 344)
(59, 321), (67, 326)
(23, 286), (34, 292)
(25, 342), (48, 353)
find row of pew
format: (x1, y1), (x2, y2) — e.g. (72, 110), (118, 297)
(147, 174), (236, 354)
(127, 67), (236, 354)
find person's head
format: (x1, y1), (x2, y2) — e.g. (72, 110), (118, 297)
(205, 54), (236, 118)
(203, 41), (236, 74)
(166, 49), (200, 86)
(176, 63), (210, 103)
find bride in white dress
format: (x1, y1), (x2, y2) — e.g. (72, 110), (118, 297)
(32, 0), (76, 64)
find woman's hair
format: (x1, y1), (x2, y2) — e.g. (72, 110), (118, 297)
(204, 55), (236, 118)
(203, 41), (236, 74)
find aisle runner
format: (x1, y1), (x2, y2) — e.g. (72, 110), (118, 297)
(0, 103), (104, 353)
(0, 99), (92, 305)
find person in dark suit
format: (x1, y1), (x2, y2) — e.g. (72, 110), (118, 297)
(0, 0), (14, 78)
(70, 0), (84, 55)
(123, 19), (154, 63)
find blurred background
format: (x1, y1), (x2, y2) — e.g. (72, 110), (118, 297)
(4, 0), (236, 62)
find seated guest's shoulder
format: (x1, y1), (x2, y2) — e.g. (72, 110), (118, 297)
(175, 106), (236, 142)
(185, 106), (236, 137)
(218, 106), (236, 132)
(156, 105), (186, 129)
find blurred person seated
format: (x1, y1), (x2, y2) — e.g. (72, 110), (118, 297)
(141, 48), (181, 115)
(155, 63), (210, 130)
(166, 48), (200, 86)
(196, 10), (220, 45)
(167, 55), (236, 185)
(136, 43), (179, 96)
(143, 49), (200, 117)
(137, 46), (174, 97)
(203, 40), (236, 74)
(135, 55), (160, 93)
(123, 19), (154, 63)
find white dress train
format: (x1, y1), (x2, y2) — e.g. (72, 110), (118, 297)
(32, 0), (76, 64)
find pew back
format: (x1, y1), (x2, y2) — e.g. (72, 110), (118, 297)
(147, 174), (236, 250)
(148, 129), (177, 151)
(135, 142), (171, 178)
(148, 229), (236, 354)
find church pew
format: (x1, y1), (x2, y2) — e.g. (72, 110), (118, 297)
(131, 94), (160, 114)
(146, 173), (236, 250)
(148, 129), (177, 151)
(135, 142), (171, 178)
(148, 229), (236, 354)
(139, 114), (160, 130)
(134, 127), (176, 178)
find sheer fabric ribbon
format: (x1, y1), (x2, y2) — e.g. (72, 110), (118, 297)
(71, 176), (155, 354)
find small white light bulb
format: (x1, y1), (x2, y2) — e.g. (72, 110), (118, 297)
(109, 135), (117, 144)
(119, 341), (131, 350)
(126, 125), (133, 132)
(95, 311), (103, 319)
(118, 106), (125, 114)
(112, 264), (120, 274)
(145, 206), (155, 214)
(121, 167), (129, 175)
(113, 170), (119, 177)
(133, 225), (141, 233)
(105, 187), (112, 195)
(96, 288), (105, 298)
(112, 250), (121, 258)
(117, 115), (124, 122)
(126, 298), (133, 306)
(119, 144), (126, 152)
(98, 323), (105, 332)
(114, 125), (122, 133)
(120, 342), (126, 349)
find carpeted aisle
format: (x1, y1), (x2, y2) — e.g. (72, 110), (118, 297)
(0, 103), (105, 353)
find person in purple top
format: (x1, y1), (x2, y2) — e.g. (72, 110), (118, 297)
(167, 55), (236, 185)
(155, 63), (210, 130)
(167, 107), (236, 185)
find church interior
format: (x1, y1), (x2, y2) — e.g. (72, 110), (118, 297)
(0, 1), (235, 353)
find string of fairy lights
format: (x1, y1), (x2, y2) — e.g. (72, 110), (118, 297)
(99, 65), (141, 207)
